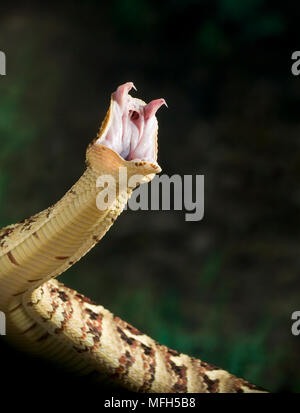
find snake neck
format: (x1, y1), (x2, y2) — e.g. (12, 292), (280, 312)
(0, 155), (134, 313)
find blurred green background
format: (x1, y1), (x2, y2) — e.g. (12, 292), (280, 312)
(0, 0), (299, 392)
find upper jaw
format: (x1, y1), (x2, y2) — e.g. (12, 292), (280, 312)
(95, 82), (166, 166)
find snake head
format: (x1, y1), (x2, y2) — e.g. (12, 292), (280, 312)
(89, 82), (166, 176)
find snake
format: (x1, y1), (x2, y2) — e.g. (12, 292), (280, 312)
(0, 82), (266, 393)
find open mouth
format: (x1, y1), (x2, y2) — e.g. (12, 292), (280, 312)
(95, 82), (166, 165)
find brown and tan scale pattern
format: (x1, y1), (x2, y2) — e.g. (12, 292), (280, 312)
(16, 279), (265, 393)
(0, 85), (267, 393)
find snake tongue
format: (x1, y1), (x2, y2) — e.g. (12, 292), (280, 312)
(113, 82), (137, 107)
(144, 99), (167, 120)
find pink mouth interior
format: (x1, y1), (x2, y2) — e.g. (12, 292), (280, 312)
(96, 82), (166, 164)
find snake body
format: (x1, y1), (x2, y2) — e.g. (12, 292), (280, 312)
(0, 83), (265, 392)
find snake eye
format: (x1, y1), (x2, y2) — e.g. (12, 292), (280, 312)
(130, 110), (139, 121)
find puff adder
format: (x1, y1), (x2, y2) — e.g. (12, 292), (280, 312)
(0, 83), (266, 393)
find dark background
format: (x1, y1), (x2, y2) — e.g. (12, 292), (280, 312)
(0, 0), (299, 393)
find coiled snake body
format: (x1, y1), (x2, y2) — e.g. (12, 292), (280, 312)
(0, 83), (265, 393)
